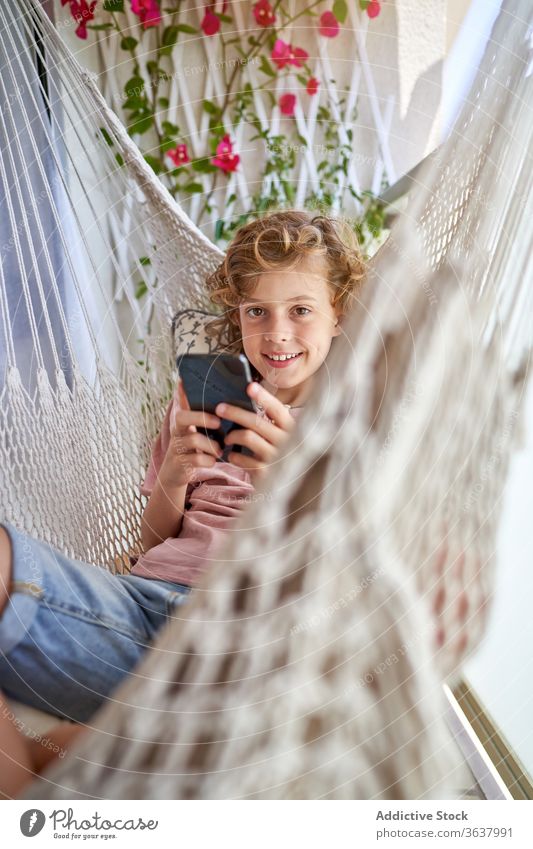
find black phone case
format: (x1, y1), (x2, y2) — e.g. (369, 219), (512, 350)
(176, 353), (258, 462)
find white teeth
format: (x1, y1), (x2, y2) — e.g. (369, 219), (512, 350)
(265, 353), (301, 362)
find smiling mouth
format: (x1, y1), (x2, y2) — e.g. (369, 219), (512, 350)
(262, 352), (303, 363)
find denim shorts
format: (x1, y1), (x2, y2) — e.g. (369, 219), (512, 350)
(0, 522), (191, 723)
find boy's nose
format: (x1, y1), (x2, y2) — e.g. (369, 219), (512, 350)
(264, 324), (293, 342)
(264, 332), (290, 342)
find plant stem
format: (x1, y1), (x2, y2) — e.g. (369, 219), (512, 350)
(214, 0), (324, 132)
(197, 167), (221, 222)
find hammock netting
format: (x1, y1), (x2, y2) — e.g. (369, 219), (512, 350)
(0, 0), (529, 798)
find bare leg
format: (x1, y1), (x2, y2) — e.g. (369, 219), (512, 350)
(0, 527), (12, 617)
(0, 690), (85, 798)
(0, 691), (33, 798)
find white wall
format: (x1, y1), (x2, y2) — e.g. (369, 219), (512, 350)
(464, 378), (533, 778)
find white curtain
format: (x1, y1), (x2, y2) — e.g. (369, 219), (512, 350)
(442, 0), (503, 138)
(0, 3), (100, 395)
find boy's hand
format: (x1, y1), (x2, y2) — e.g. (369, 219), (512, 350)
(157, 379), (223, 490)
(216, 382), (296, 484)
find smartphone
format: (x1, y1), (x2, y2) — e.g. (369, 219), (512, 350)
(176, 353), (259, 462)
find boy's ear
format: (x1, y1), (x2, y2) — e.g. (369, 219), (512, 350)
(332, 313), (343, 336)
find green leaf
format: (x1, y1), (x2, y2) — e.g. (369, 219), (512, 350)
(258, 56), (276, 77)
(146, 61), (159, 76)
(139, 256), (151, 266)
(182, 182), (204, 194)
(192, 159), (217, 173)
(175, 23), (198, 34)
(266, 31), (277, 50)
(129, 114), (154, 135)
(144, 154), (162, 174)
(162, 120), (180, 135)
(218, 13), (232, 23)
(103, 0), (124, 10)
(115, 152), (124, 167)
(99, 127), (114, 147)
(161, 139), (179, 154)
(120, 36), (138, 51)
(135, 281), (148, 299)
(202, 99), (220, 115)
(87, 23), (114, 30)
(359, 0), (370, 9)
(124, 76), (144, 97)
(333, 0), (348, 23)
(208, 135), (221, 154)
(227, 193), (237, 205)
(162, 25), (179, 47)
(158, 97), (169, 108)
(214, 219), (224, 241)
(123, 96), (146, 110)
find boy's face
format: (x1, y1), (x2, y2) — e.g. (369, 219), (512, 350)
(236, 256), (342, 406)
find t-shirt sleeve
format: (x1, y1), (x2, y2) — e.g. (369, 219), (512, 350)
(140, 388), (180, 498)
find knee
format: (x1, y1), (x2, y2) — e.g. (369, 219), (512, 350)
(0, 528), (12, 616)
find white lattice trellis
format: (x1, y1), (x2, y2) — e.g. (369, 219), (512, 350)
(54, 0), (444, 353)
(81, 0), (444, 226)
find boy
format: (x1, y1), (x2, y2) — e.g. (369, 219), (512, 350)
(0, 211), (365, 785)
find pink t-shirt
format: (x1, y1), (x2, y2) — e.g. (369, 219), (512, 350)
(131, 388), (303, 587)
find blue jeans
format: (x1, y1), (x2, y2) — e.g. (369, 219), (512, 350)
(0, 522), (191, 722)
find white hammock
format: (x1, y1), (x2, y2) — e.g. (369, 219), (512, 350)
(1, 0), (530, 799)
(0, 0), (224, 567)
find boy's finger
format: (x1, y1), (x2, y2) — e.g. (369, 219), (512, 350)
(177, 428), (223, 457)
(216, 387), (292, 433)
(245, 382), (293, 424)
(185, 453), (218, 469)
(176, 377), (191, 411)
(174, 410), (221, 430)
(170, 379), (189, 438)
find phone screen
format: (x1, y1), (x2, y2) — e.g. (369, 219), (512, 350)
(176, 353), (258, 461)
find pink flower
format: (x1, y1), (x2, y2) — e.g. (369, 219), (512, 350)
(166, 144), (190, 167)
(319, 11), (340, 38)
(271, 39), (290, 68)
(271, 38), (309, 70)
(306, 77), (320, 96)
(61, 0), (97, 39)
(201, 8), (221, 35)
(367, 1), (381, 18)
(211, 135), (240, 173)
(130, 0), (162, 29)
(279, 93), (296, 116)
(253, 0), (276, 27)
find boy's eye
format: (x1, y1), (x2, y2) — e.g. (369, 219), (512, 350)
(245, 306), (312, 317)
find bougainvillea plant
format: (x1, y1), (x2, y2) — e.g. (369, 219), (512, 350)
(61, 0), (387, 283)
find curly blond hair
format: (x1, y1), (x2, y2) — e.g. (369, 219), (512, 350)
(204, 209), (366, 370)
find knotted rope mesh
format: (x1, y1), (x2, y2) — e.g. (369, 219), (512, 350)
(2, 0), (530, 798)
